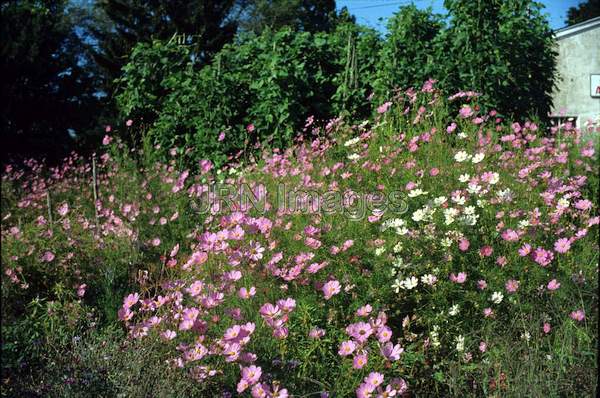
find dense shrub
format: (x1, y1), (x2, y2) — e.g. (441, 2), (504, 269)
(115, 1), (557, 170)
(373, 5), (443, 101)
(117, 24), (383, 169)
(438, 0), (557, 118)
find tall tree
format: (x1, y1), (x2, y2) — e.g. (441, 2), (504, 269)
(1, 0), (102, 163)
(438, 0), (556, 119)
(89, 0), (246, 93)
(240, 0), (336, 34)
(566, 0), (600, 26)
(374, 5), (443, 100)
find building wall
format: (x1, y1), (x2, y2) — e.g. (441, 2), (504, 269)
(551, 24), (600, 129)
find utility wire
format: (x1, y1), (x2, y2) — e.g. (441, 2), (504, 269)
(342, 1), (421, 10)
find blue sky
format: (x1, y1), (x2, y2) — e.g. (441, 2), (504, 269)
(336, 0), (584, 32)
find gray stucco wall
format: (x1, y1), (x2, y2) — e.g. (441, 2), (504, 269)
(551, 24), (600, 129)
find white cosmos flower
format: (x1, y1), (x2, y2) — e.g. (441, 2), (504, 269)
(347, 153), (360, 160)
(557, 198), (570, 209)
(497, 188), (514, 201)
(344, 137), (360, 147)
(393, 257), (406, 269)
(467, 184), (481, 194)
(455, 335), (465, 352)
(395, 227), (408, 236)
(433, 196), (447, 206)
(441, 237), (453, 247)
(391, 278), (402, 293)
(472, 153), (485, 163)
(421, 274), (437, 285)
(491, 291), (504, 304)
(457, 132), (468, 139)
(464, 206), (476, 215)
(451, 194), (466, 205)
(393, 241), (403, 253)
(412, 209), (426, 222)
(459, 174), (471, 183)
(430, 327), (441, 347)
(518, 219), (530, 229)
(449, 304), (460, 316)
(444, 208), (459, 225)
(400, 276), (418, 290)
(374, 247), (386, 256)
(488, 172), (500, 184)
(454, 151), (470, 162)
(460, 214), (479, 226)
(408, 188), (427, 197)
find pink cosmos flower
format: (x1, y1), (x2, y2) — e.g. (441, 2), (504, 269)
(496, 256), (508, 267)
(347, 321), (373, 343)
(105, 125), (111, 132)
(381, 342), (403, 361)
(459, 105), (474, 118)
(218, 131), (226, 141)
(123, 293), (140, 308)
(342, 239), (354, 251)
(364, 372), (384, 389)
(338, 340), (356, 356)
(241, 365), (262, 385)
(277, 298), (296, 313)
(199, 159), (213, 174)
(102, 135), (112, 145)
(125, 119), (133, 127)
(477, 280), (487, 290)
(450, 272), (467, 284)
(248, 241), (265, 261)
(259, 303), (280, 319)
(376, 326), (392, 342)
(118, 307), (134, 321)
(246, 124), (255, 133)
(501, 229), (519, 241)
(179, 307), (200, 330)
(356, 383), (371, 398)
(479, 341), (487, 352)
(574, 199), (592, 211)
(161, 330), (177, 340)
(547, 279), (561, 291)
(182, 251), (208, 270)
(322, 280), (341, 300)
(353, 352), (368, 369)
(377, 102), (392, 114)
(356, 304), (372, 317)
(239, 286), (256, 299)
(41, 251), (55, 262)
(459, 238), (470, 251)
(77, 284), (87, 297)
(309, 327), (325, 339)
(554, 238), (571, 254)
(505, 279), (519, 293)
(532, 247), (554, 267)
(569, 309), (585, 322)
(518, 243), (532, 256)
(480, 246), (493, 257)
(542, 323), (551, 334)
(483, 308), (494, 318)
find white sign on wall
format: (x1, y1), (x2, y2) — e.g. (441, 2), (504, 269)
(592, 74), (600, 98)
